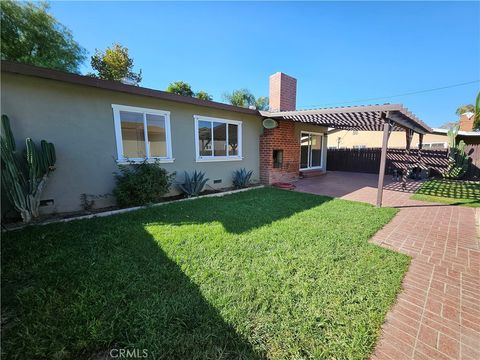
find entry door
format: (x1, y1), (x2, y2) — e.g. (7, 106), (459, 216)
(300, 132), (323, 170)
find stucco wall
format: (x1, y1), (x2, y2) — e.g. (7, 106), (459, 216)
(1, 73), (263, 213)
(327, 130), (448, 149)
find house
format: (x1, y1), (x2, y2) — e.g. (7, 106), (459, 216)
(1, 62), (330, 214)
(2, 61), (432, 213)
(327, 113), (480, 149)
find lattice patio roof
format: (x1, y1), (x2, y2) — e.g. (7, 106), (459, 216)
(261, 104), (432, 134)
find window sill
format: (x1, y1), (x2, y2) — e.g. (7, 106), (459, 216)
(116, 158), (175, 165)
(195, 157), (243, 163)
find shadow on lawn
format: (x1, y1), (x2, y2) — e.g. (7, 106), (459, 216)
(1, 219), (263, 359)
(416, 179), (480, 200)
(2, 189), (331, 359)
(131, 188), (333, 234)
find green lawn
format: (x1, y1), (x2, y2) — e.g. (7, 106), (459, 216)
(2, 188), (409, 360)
(411, 179), (480, 208)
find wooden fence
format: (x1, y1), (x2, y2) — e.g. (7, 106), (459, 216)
(464, 144), (480, 179)
(327, 146), (480, 179)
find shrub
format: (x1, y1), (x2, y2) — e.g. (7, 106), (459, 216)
(178, 170), (209, 197)
(232, 168), (253, 188)
(113, 160), (175, 207)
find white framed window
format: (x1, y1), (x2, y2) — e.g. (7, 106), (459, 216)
(112, 104), (173, 163)
(418, 142), (448, 150)
(194, 115), (242, 162)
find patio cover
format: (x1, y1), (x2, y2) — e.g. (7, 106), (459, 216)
(260, 104), (432, 134)
(260, 104), (433, 207)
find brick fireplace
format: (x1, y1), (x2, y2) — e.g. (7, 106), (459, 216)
(259, 120), (300, 184)
(260, 72), (300, 184)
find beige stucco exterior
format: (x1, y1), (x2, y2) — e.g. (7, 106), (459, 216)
(1, 73), (267, 213)
(327, 129), (448, 149)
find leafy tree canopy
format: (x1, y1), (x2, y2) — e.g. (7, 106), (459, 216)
(223, 89), (269, 110)
(473, 92), (480, 130)
(90, 43), (142, 85)
(166, 81), (194, 97)
(195, 90), (213, 101)
(0, 0), (86, 73)
(255, 96), (269, 111)
(455, 104), (475, 116)
(439, 121), (458, 130)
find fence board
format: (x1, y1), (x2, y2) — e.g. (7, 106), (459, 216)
(327, 146), (480, 180)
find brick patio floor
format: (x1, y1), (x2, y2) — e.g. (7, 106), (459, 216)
(295, 172), (480, 360)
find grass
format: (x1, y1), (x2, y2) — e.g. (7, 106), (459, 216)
(411, 179), (480, 208)
(2, 188), (409, 360)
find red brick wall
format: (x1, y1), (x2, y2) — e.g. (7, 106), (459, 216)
(459, 113), (474, 132)
(269, 72), (297, 112)
(259, 120), (300, 184)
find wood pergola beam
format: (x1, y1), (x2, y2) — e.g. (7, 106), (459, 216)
(261, 104), (431, 135)
(376, 112), (390, 208)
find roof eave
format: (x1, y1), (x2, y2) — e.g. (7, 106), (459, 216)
(1, 61), (261, 116)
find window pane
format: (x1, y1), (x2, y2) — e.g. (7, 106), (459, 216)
(213, 122), (226, 156)
(198, 121), (212, 156)
(146, 114), (166, 157)
(311, 134), (322, 167)
(228, 124), (238, 156)
(120, 111), (145, 158)
(300, 133), (309, 168)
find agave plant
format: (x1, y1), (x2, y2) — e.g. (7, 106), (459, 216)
(232, 168), (253, 189)
(178, 170), (209, 197)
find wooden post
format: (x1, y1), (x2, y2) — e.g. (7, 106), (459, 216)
(418, 133), (424, 174)
(376, 117), (390, 208)
(402, 129), (414, 189)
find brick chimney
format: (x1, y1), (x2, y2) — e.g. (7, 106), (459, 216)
(269, 72), (297, 112)
(458, 112), (474, 132)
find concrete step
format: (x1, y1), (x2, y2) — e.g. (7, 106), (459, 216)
(299, 170), (325, 178)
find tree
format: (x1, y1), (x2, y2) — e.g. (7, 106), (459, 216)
(439, 121), (458, 129)
(0, 0), (86, 73)
(195, 90), (213, 101)
(223, 89), (269, 110)
(473, 92), (480, 130)
(223, 89), (256, 108)
(90, 43), (142, 84)
(455, 104), (475, 116)
(255, 96), (269, 111)
(166, 81), (194, 97)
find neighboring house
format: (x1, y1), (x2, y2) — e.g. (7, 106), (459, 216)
(327, 113), (480, 149)
(1, 62), (329, 213)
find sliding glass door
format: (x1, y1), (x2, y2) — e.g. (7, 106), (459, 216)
(300, 132), (323, 170)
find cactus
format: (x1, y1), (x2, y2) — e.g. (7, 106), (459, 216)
(447, 124), (459, 149)
(445, 125), (468, 179)
(1, 115), (56, 223)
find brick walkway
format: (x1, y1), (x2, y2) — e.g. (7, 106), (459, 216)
(295, 172), (480, 360)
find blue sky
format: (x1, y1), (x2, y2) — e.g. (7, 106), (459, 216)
(49, 1), (479, 127)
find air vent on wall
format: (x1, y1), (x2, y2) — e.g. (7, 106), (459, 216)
(40, 199), (54, 207)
